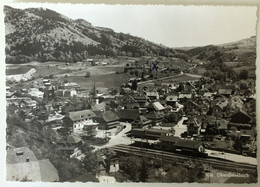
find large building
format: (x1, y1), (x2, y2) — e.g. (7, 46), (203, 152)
(63, 110), (98, 133)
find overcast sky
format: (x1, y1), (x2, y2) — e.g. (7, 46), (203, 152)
(7, 3), (257, 47)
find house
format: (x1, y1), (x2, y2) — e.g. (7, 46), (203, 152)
(145, 111), (164, 125)
(57, 135), (83, 154)
(178, 93), (192, 103)
(99, 111), (120, 130)
(19, 99), (38, 109)
(105, 155), (120, 173)
(62, 82), (81, 90)
(145, 128), (171, 140)
(6, 147), (59, 182)
(28, 88), (44, 98)
(63, 110), (97, 133)
(145, 91), (159, 100)
(218, 89), (233, 97)
(174, 139), (205, 153)
(93, 102), (106, 112)
(159, 136), (180, 150)
(147, 101), (165, 112)
(203, 92), (215, 100)
(186, 117), (201, 136)
(115, 109), (140, 122)
(184, 100), (200, 114)
(166, 95), (178, 107)
(134, 96), (148, 107)
(131, 115), (152, 129)
(211, 100), (228, 117)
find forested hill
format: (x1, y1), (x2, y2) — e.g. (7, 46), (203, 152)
(4, 6), (178, 64)
(175, 36), (256, 64)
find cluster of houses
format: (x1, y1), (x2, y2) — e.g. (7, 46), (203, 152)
(6, 60), (257, 181)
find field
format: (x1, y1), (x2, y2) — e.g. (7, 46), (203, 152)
(64, 73), (132, 90)
(232, 65), (256, 77)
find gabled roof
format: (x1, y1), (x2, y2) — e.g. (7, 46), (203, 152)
(57, 135), (82, 144)
(215, 100), (228, 110)
(185, 100), (199, 108)
(101, 111), (120, 122)
(67, 110), (97, 121)
(93, 102), (106, 111)
(160, 136), (180, 143)
(7, 159), (59, 182)
(115, 109), (140, 120)
(145, 111), (164, 120)
(203, 92), (214, 97)
(152, 101), (165, 111)
(230, 110), (251, 124)
(175, 139), (202, 149)
(146, 91), (158, 97)
(133, 115), (152, 125)
(179, 94), (192, 99)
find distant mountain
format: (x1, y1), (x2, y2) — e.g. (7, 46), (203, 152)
(4, 6), (177, 64)
(175, 36), (256, 64)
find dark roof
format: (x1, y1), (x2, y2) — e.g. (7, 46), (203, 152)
(175, 139), (202, 149)
(145, 111), (164, 120)
(92, 102), (106, 111)
(160, 136), (180, 143)
(133, 115), (152, 125)
(146, 128), (170, 134)
(101, 111), (120, 122)
(67, 110), (97, 121)
(115, 109), (140, 120)
(230, 110), (251, 124)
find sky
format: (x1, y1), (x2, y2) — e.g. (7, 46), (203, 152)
(5, 3), (258, 47)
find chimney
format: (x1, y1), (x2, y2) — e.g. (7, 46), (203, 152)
(26, 157), (30, 162)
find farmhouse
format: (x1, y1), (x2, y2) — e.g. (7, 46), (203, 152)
(6, 67), (36, 82)
(99, 111), (120, 130)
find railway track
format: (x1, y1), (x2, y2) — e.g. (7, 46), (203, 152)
(112, 144), (257, 171)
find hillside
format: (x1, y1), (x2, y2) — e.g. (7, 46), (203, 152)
(4, 6), (177, 64)
(175, 36), (256, 64)
(4, 6), (256, 65)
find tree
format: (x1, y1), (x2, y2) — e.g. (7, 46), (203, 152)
(239, 69), (249, 80)
(139, 159), (148, 182)
(131, 80), (138, 91)
(85, 71), (91, 78)
(82, 152), (98, 174)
